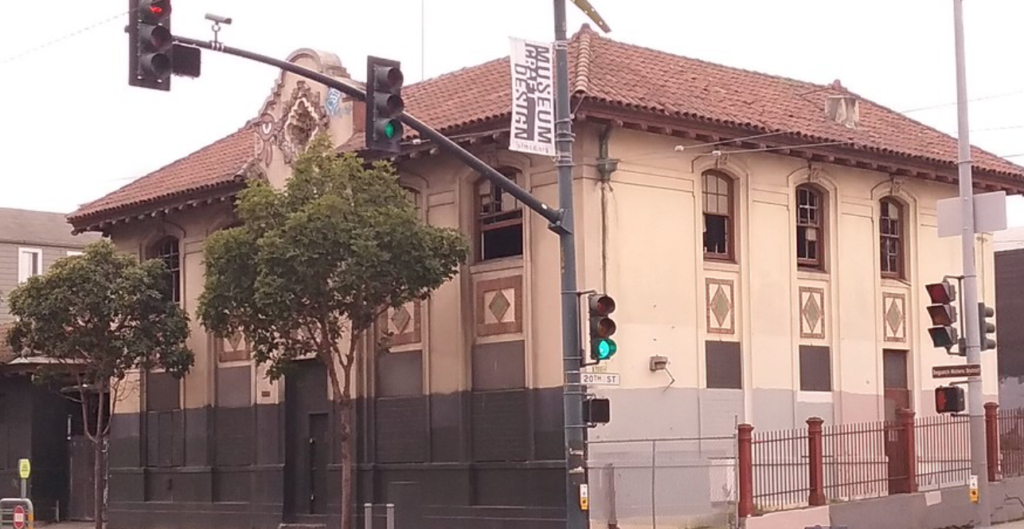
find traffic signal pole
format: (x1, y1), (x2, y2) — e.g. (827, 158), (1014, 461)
(552, 1), (590, 528)
(173, 28), (589, 528)
(951, 1), (990, 526)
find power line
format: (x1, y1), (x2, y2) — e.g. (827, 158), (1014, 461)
(0, 8), (131, 67)
(899, 87), (1024, 114)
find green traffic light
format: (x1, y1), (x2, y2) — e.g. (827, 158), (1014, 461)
(596, 338), (617, 360)
(384, 121), (397, 139)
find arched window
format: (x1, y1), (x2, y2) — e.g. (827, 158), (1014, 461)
(880, 198), (904, 278)
(402, 186), (422, 219)
(702, 170), (734, 260)
(477, 169), (524, 261)
(151, 237), (181, 303)
(796, 185), (825, 269)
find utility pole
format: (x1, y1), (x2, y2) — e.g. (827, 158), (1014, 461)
(551, 1), (589, 528)
(952, 1), (990, 526)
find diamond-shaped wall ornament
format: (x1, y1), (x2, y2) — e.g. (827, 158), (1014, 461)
(391, 305), (412, 334)
(711, 287), (730, 327)
(476, 276), (523, 337)
(799, 286), (825, 339)
(705, 278), (735, 335)
(886, 300), (902, 334)
(489, 290), (511, 322)
(883, 292), (907, 342)
(803, 296), (821, 331)
(227, 331), (244, 352)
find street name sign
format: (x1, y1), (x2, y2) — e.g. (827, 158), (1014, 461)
(581, 372), (620, 386)
(932, 364), (981, 378)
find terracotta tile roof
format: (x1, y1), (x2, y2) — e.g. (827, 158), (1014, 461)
(74, 25), (1024, 227)
(68, 127), (256, 225)
(344, 25), (1023, 182)
(571, 27), (1022, 179)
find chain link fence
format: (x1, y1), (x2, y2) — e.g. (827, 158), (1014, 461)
(587, 435), (738, 529)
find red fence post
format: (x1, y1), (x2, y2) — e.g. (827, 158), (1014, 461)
(898, 408), (918, 493)
(738, 423), (754, 518)
(986, 402), (1000, 482)
(807, 417), (826, 506)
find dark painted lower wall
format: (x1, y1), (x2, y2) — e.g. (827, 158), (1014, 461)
(0, 375), (73, 522)
(105, 387), (567, 529)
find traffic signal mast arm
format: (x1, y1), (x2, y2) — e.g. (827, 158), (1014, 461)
(171, 36), (567, 232)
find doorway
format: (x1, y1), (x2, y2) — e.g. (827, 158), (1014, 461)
(283, 361), (331, 521)
(883, 349), (910, 421)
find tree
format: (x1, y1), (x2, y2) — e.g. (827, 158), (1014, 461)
(5, 239), (193, 529)
(198, 134), (468, 529)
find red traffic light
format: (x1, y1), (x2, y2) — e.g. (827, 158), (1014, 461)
(926, 280), (956, 305)
(140, 0), (172, 22)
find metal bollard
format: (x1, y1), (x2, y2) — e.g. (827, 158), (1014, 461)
(0, 498), (35, 529)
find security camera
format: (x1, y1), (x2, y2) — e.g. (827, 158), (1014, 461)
(205, 13), (233, 25)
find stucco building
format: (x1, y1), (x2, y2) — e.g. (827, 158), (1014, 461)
(67, 25), (1022, 529)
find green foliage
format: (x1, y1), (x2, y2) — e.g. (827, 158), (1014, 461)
(5, 239), (194, 385)
(198, 134), (469, 382)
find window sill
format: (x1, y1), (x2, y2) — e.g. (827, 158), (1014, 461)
(797, 390), (833, 403)
(703, 257), (739, 272)
(471, 256), (524, 275)
(881, 276), (911, 288)
(797, 268), (829, 281)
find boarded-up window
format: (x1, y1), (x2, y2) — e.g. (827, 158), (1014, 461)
(472, 341), (526, 390)
(146, 371), (183, 467)
(799, 345), (832, 392)
(706, 341), (742, 389)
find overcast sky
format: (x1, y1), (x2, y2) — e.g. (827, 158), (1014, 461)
(3, 0), (1024, 220)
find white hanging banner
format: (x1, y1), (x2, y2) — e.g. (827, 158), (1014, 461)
(509, 37), (556, 157)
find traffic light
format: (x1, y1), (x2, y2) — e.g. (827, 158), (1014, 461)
(935, 385), (965, 414)
(365, 56), (405, 153)
(925, 280), (958, 351)
(129, 0), (174, 91)
(588, 293), (617, 362)
(979, 302), (997, 351)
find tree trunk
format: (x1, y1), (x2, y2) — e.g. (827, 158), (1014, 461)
(323, 353), (353, 529)
(338, 396), (355, 529)
(93, 391), (106, 529)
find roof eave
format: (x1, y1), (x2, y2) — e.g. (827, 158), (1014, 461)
(575, 104), (1024, 195)
(69, 180), (247, 235)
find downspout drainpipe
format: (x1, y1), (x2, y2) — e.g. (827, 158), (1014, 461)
(597, 125), (618, 292)
(597, 123), (619, 528)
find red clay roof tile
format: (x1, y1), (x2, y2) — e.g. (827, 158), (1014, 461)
(72, 25), (1024, 228)
(69, 127), (255, 224)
